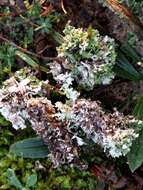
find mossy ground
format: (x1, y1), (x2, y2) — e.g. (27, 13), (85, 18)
(0, 122), (97, 190)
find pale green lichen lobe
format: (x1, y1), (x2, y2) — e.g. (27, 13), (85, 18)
(55, 24), (116, 90)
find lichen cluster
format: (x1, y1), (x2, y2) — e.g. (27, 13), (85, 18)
(0, 68), (141, 169)
(0, 68), (85, 169)
(0, 24), (142, 170)
(50, 24), (116, 90)
(0, 68), (48, 130)
(56, 99), (140, 158)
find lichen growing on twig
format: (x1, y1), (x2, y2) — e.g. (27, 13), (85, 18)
(0, 68), (141, 169)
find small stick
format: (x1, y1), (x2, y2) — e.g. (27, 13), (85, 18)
(0, 34), (58, 61)
(106, 0), (143, 31)
(61, 0), (67, 14)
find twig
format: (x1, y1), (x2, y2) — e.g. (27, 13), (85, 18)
(106, 0), (143, 31)
(0, 34), (58, 61)
(0, 34), (40, 57)
(61, 0), (67, 14)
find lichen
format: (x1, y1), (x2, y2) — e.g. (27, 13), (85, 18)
(0, 68), (141, 169)
(50, 24), (116, 90)
(0, 68), (44, 130)
(0, 68), (85, 169)
(56, 99), (140, 158)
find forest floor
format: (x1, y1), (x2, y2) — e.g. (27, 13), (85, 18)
(0, 0), (143, 189)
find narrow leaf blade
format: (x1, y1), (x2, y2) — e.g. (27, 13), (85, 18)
(15, 50), (39, 68)
(127, 129), (143, 172)
(133, 96), (143, 120)
(15, 50), (49, 72)
(115, 51), (141, 81)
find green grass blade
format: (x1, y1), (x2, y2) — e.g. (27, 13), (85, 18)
(15, 50), (49, 72)
(127, 129), (143, 172)
(133, 96), (143, 120)
(114, 52), (142, 81)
